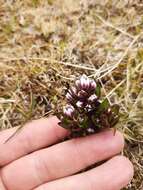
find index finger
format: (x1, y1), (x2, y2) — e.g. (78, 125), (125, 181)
(0, 116), (68, 166)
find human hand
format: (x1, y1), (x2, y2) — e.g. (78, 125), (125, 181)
(0, 116), (133, 190)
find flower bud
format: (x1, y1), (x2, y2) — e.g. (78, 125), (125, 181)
(76, 75), (97, 93)
(69, 87), (77, 98)
(75, 79), (81, 89)
(80, 74), (90, 88)
(66, 92), (73, 102)
(88, 94), (97, 103)
(75, 74), (90, 90)
(78, 90), (88, 99)
(63, 105), (75, 118)
(90, 80), (97, 90)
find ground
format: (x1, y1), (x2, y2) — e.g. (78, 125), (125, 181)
(0, 0), (143, 189)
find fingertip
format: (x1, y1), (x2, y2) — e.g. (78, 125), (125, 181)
(95, 130), (124, 154)
(47, 115), (61, 124)
(0, 116), (69, 167)
(38, 116), (68, 135)
(107, 130), (125, 158)
(113, 155), (134, 182)
(114, 130), (125, 151)
(47, 116), (70, 138)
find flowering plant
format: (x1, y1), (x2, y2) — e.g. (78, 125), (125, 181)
(59, 75), (120, 136)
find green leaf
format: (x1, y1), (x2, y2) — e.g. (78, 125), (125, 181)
(79, 118), (88, 128)
(111, 104), (120, 115)
(91, 115), (102, 129)
(60, 118), (71, 129)
(91, 114), (97, 125)
(95, 83), (101, 97)
(98, 98), (110, 113)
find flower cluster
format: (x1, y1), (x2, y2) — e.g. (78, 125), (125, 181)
(59, 74), (120, 136)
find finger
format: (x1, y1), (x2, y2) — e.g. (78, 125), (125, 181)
(0, 116), (68, 166)
(1, 130), (124, 190)
(0, 178), (6, 190)
(34, 156), (134, 190)
(0, 127), (18, 144)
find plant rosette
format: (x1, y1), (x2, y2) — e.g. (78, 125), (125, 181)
(58, 74), (120, 137)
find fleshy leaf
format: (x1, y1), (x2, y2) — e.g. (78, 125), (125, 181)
(100, 114), (110, 128)
(79, 116), (89, 128)
(59, 118), (71, 129)
(98, 98), (110, 113)
(111, 104), (120, 115)
(95, 83), (101, 97)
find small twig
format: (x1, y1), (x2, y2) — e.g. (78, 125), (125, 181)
(57, 74), (75, 81)
(97, 34), (140, 80)
(105, 79), (126, 99)
(99, 78), (111, 104)
(1, 57), (96, 71)
(0, 99), (16, 104)
(95, 13), (134, 39)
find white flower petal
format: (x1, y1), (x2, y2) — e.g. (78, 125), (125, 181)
(63, 105), (75, 117)
(75, 80), (80, 87)
(88, 94), (97, 102)
(66, 93), (72, 100)
(80, 74), (90, 88)
(76, 101), (83, 108)
(70, 87), (77, 95)
(87, 128), (94, 133)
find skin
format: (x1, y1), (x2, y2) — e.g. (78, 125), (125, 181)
(0, 116), (134, 190)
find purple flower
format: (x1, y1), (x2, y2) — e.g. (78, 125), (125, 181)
(66, 92), (73, 102)
(90, 80), (97, 90)
(80, 74), (90, 88)
(66, 75), (97, 105)
(69, 87), (77, 98)
(63, 105), (75, 118)
(75, 79), (81, 89)
(66, 87), (78, 103)
(75, 74), (97, 92)
(77, 90), (88, 99)
(76, 74), (90, 90)
(60, 74), (120, 135)
(88, 94), (97, 103)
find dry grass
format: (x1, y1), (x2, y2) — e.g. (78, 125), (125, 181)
(0, 0), (143, 189)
